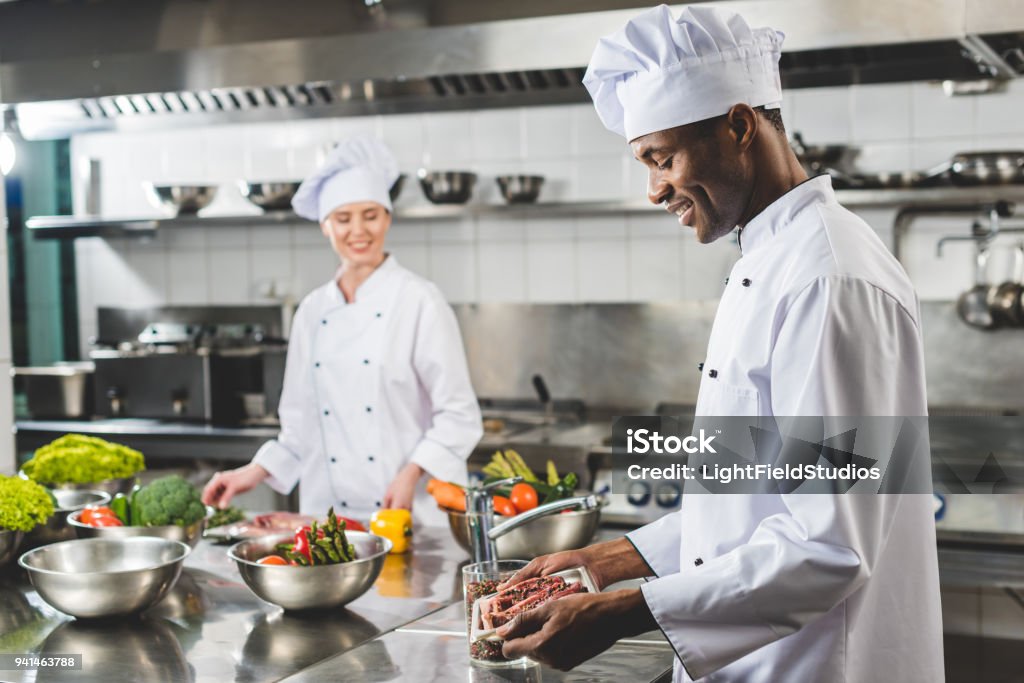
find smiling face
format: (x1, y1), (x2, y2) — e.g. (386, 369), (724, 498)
(630, 110), (755, 244)
(320, 201), (391, 267)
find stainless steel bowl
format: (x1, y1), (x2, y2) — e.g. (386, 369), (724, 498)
(69, 508), (209, 549)
(417, 170), (477, 204)
(446, 506), (601, 559)
(26, 490), (111, 547)
(18, 537), (190, 618)
(238, 181), (301, 211)
(229, 531), (391, 611)
(389, 173), (407, 202)
(0, 528), (25, 567)
(143, 182), (218, 214)
(496, 175), (545, 204)
(23, 473), (137, 498)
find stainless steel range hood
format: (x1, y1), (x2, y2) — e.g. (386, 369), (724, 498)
(2, 0), (1023, 139)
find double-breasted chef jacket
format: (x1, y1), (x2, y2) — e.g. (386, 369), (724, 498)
(254, 255), (483, 525)
(627, 176), (944, 682)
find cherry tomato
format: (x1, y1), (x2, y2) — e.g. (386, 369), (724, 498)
(509, 483), (538, 513)
(80, 506), (117, 525)
(493, 496), (517, 517)
(90, 515), (124, 527)
(257, 555), (289, 565)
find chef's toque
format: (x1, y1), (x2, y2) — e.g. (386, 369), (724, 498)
(292, 135), (401, 222)
(583, 4), (784, 141)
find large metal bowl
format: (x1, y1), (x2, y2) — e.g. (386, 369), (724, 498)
(20, 471), (137, 498)
(229, 531), (391, 611)
(26, 490), (111, 547)
(238, 181), (301, 211)
(18, 537), (190, 618)
(417, 170), (477, 204)
(496, 175), (545, 204)
(446, 506), (601, 560)
(0, 528), (25, 567)
(143, 182), (218, 214)
(69, 508), (209, 548)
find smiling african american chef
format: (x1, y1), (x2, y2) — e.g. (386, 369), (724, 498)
(496, 5), (943, 682)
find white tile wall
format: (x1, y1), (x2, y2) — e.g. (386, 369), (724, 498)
(67, 82), (1024, 342)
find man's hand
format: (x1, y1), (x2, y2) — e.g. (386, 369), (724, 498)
(201, 463), (269, 509)
(498, 589), (656, 670)
(500, 537), (653, 592)
(383, 462), (423, 510)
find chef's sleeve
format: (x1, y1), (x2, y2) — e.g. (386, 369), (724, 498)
(253, 302), (315, 493)
(408, 289), (483, 486)
(625, 510), (682, 577)
(638, 276), (924, 679)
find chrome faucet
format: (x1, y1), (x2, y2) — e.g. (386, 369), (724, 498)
(464, 476), (600, 564)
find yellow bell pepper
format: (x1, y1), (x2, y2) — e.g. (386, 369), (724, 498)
(370, 509), (413, 554)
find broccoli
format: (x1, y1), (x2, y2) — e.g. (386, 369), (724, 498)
(133, 475), (206, 527)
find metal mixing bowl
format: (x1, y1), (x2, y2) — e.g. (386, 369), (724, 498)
(69, 508), (210, 548)
(417, 170), (477, 204)
(446, 506), (601, 559)
(238, 181), (301, 211)
(20, 471), (137, 498)
(496, 175), (545, 204)
(26, 490), (111, 547)
(229, 531), (391, 611)
(143, 182), (218, 214)
(18, 537), (190, 618)
(0, 528), (25, 567)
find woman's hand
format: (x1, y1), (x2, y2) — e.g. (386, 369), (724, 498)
(202, 463), (270, 509)
(383, 462), (424, 510)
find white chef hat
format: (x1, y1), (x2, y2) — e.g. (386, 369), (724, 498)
(583, 4), (784, 141)
(291, 135), (401, 222)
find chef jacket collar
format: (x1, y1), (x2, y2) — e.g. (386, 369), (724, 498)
(737, 174), (834, 255)
(328, 253), (399, 305)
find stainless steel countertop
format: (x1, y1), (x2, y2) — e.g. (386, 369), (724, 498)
(16, 418), (280, 439)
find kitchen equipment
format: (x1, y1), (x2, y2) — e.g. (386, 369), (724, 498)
(462, 559), (530, 666)
(957, 241), (998, 329)
(389, 173), (407, 201)
(228, 531), (391, 610)
(238, 181), (301, 211)
(25, 490), (110, 547)
(21, 471), (137, 497)
(18, 537), (190, 618)
(0, 528), (24, 567)
(69, 507), (211, 549)
(142, 183), (218, 215)
(790, 132), (860, 177)
(417, 170), (477, 204)
(989, 243), (1024, 326)
(949, 151), (1024, 186)
(496, 175), (545, 204)
(853, 171), (932, 190)
(531, 373), (554, 423)
(12, 362), (95, 419)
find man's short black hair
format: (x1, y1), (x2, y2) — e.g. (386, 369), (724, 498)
(754, 105), (786, 135)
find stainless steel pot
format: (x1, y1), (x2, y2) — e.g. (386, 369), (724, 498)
(417, 170), (477, 204)
(12, 362), (95, 419)
(446, 505), (600, 559)
(957, 241), (998, 329)
(988, 243), (1024, 326)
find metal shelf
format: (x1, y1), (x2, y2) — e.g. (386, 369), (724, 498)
(25, 186), (1024, 239)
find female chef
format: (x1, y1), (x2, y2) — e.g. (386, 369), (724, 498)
(202, 136), (483, 525)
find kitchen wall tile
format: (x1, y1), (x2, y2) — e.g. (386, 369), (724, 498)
(624, 149), (650, 203)
(250, 247), (294, 303)
(900, 218), (975, 301)
(523, 105), (573, 160)
(429, 243), (477, 302)
(162, 225), (208, 251)
(202, 125), (248, 181)
(249, 225), (293, 249)
(90, 240), (136, 307)
(574, 155), (626, 202)
(244, 122), (292, 181)
(628, 212), (682, 238)
(167, 250), (209, 305)
(387, 220), (429, 246)
(910, 82), (976, 140)
(788, 86), (851, 143)
(629, 236), (683, 301)
(525, 217), (575, 242)
(206, 226), (251, 250)
(428, 218), (476, 243)
(974, 78), (1024, 137)
(393, 244), (430, 278)
(909, 138), (974, 171)
(380, 113), (428, 172)
(73, 240), (96, 325)
(850, 83), (912, 142)
(577, 238), (629, 302)
(571, 103), (625, 158)
(681, 233), (740, 299)
(292, 222), (326, 247)
(423, 112), (475, 167)
(477, 213), (526, 241)
(293, 247), (341, 299)
(526, 239), (576, 303)
(206, 249), (253, 304)
(472, 109), (524, 161)
(331, 116), (381, 146)
(521, 159), (575, 202)
(161, 129), (208, 182)
(478, 240), (527, 302)
(853, 143), (912, 174)
(577, 214), (627, 240)
(124, 248), (169, 307)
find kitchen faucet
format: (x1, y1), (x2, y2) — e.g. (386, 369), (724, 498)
(464, 476), (599, 564)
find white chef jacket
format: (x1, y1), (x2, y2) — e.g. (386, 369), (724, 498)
(627, 176), (944, 682)
(253, 255), (483, 526)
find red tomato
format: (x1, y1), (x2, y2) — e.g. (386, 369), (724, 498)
(331, 515), (366, 532)
(509, 484), (538, 513)
(90, 515), (124, 527)
(80, 506), (117, 525)
(493, 496), (517, 517)
(257, 555), (289, 565)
